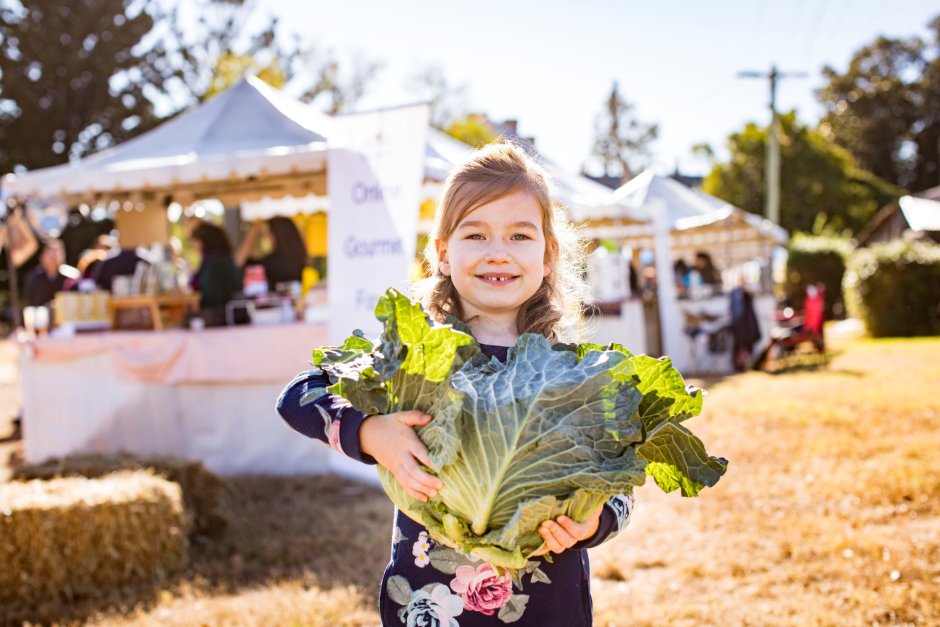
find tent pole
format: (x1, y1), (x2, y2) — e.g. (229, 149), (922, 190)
(651, 198), (685, 370)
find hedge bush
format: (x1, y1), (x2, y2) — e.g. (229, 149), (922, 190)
(844, 240), (940, 337)
(785, 234), (853, 319)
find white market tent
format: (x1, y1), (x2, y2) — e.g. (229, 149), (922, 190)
(568, 170), (788, 372)
(2, 77), (333, 207)
(572, 169), (788, 269)
(2, 76), (622, 225)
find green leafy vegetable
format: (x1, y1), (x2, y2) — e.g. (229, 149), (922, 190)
(314, 288), (727, 571)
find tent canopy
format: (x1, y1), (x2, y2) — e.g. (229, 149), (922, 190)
(899, 195), (940, 232)
(573, 170), (787, 264)
(2, 77), (332, 205)
(4, 77), (620, 221)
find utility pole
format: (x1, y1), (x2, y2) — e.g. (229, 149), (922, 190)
(738, 65), (806, 226)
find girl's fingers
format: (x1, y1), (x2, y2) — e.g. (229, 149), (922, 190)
(397, 411), (432, 427)
(395, 457), (440, 500)
(555, 515), (584, 537)
(538, 526), (564, 554)
(406, 463), (442, 493)
(409, 441), (438, 477)
(539, 520), (576, 553)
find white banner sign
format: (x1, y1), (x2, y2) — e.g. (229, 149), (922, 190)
(327, 104), (430, 344)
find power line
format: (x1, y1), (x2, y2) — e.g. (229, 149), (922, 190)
(802, 0), (830, 67)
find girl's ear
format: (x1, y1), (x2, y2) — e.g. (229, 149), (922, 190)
(435, 239), (451, 276)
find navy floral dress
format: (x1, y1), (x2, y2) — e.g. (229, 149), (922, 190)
(277, 343), (634, 626)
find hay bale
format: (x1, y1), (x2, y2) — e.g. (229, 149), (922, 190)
(0, 471), (190, 605)
(13, 452), (229, 534)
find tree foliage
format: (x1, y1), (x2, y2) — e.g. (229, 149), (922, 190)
(586, 81), (658, 183)
(817, 14), (940, 191)
(0, 0), (176, 174)
(445, 114), (498, 148)
(0, 0), (382, 176)
(701, 112), (902, 235)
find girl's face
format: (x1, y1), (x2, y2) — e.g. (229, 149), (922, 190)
(436, 190), (549, 325)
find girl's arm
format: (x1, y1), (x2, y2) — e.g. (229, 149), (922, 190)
(234, 221), (263, 268)
(534, 493), (636, 555)
(276, 370), (443, 501)
(572, 493), (635, 549)
(276, 369), (376, 463)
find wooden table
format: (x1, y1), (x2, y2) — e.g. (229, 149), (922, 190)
(108, 293), (200, 330)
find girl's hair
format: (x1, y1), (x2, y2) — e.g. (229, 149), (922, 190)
(416, 141), (586, 342)
(192, 221), (233, 255)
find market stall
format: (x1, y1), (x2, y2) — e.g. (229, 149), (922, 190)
(0, 78), (386, 477)
(572, 170), (788, 373)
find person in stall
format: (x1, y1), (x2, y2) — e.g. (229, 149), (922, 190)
(24, 240), (67, 307)
(190, 221), (242, 326)
(693, 251), (722, 287)
(92, 234), (150, 292)
(728, 274), (761, 372)
(234, 216), (307, 293)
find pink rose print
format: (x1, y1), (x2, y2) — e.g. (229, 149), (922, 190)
(327, 421), (343, 453)
(449, 563), (513, 615)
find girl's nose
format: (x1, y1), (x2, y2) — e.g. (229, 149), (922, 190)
(484, 240), (510, 262)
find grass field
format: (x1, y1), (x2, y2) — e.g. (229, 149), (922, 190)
(1, 332), (938, 626)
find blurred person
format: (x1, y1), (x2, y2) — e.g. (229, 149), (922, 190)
(64, 234), (113, 289)
(673, 258), (690, 297)
(728, 276), (761, 371)
(191, 221), (242, 326)
(235, 216), (307, 291)
(92, 234), (150, 292)
(60, 206), (101, 267)
(24, 240), (66, 307)
(693, 251), (721, 286)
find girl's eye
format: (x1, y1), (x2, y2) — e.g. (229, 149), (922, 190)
(511, 234), (532, 241)
(465, 233), (485, 240)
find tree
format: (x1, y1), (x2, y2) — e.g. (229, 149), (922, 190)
(444, 114), (498, 148)
(163, 0), (381, 113)
(586, 81), (658, 183)
(0, 0), (177, 174)
(817, 14), (940, 191)
(701, 112), (902, 235)
(0, 0), (383, 177)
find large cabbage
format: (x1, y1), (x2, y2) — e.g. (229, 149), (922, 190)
(311, 289), (727, 572)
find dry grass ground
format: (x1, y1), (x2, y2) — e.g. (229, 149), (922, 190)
(1, 331), (938, 626)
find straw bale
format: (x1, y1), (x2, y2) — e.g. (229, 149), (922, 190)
(0, 471), (190, 605)
(13, 452), (229, 534)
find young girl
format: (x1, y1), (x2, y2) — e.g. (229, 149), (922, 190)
(277, 142), (634, 626)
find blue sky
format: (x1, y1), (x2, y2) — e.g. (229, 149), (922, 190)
(261, 1), (937, 176)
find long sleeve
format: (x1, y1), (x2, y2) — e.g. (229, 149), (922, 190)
(276, 369), (377, 464)
(572, 493), (635, 550)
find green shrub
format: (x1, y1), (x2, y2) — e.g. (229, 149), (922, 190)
(844, 240), (940, 337)
(785, 234), (853, 318)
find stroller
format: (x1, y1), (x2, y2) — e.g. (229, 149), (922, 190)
(755, 284), (826, 370)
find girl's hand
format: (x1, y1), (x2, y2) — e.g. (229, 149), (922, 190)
(532, 506), (604, 556)
(359, 410), (443, 502)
